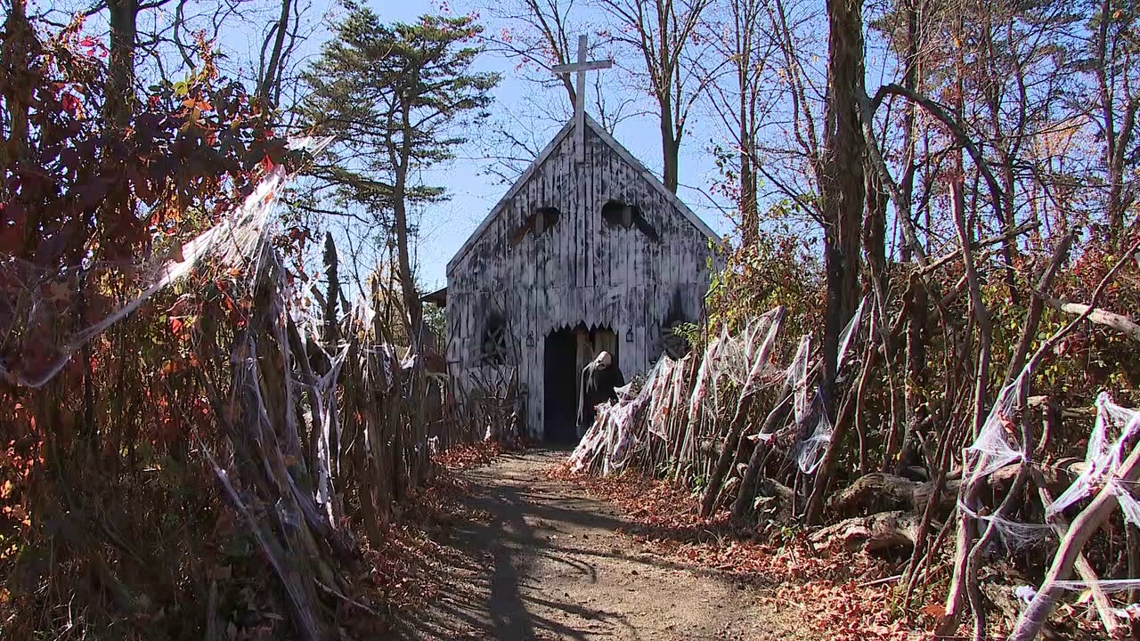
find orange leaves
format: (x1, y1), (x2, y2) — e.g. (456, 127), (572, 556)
(1, 503), (31, 528)
(919, 603), (946, 618)
(182, 97), (213, 112)
(431, 442), (501, 470)
(60, 92), (82, 117)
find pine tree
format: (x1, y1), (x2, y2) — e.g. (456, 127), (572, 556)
(299, 5), (499, 344)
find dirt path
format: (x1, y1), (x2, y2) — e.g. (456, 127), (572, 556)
(396, 450), (801, 641)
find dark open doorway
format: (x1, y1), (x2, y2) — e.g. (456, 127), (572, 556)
(543, 328), (579, 443)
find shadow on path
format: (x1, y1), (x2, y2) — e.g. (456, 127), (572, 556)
(392, 450), (777, 641)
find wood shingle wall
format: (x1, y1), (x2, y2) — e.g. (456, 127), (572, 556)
(446, 116), (717, 438)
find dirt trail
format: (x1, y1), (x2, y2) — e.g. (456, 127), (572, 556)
(396, 450), (802, 641)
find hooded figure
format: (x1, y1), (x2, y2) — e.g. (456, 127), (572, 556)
(576, 350), (625, 438)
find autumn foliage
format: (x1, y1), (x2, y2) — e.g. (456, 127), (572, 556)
(0, 9), (470, 639)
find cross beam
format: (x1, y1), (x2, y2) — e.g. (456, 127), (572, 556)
(552, 35), (612, 163)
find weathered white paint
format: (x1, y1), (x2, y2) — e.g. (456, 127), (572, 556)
(446, 115), (718, 439)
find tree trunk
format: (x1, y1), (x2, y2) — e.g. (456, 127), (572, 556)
(740, 147), (758, 245)
(106, 0), (138, 129)
(1095, 0), (1132, 235)
(661, 102), (680, 194)
(819, 0), (865, 417)
(395, 109), (423, 349)
(805, 328), (874, 524)
(897, 0), (928, 474)
(980, 5), (1021, 306)
(323, 232), (340, 346)
(863, 165), (887, 285)
(1, 0), (32, 170)
(2, 0), (37, 254)
(939, 180), (995, 637)
(739, 68), (759, 245)
(258, 0), (294, 108)
(901, 281), (927, 467)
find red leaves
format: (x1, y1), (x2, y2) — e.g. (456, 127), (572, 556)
(60, 92), (81, 117)
(2, 15), (298, 275)
(75, 35), (106, 58)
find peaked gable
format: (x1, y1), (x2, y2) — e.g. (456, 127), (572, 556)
(447, 115), (718, 273)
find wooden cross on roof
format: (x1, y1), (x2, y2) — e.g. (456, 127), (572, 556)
(552, 35), (612, 163)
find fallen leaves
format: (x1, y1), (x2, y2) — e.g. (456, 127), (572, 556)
(552, 463), (926, 641)
(432, 441), (502, 471)
(920, 602), (946, 618)
(348, 441), (506, 630)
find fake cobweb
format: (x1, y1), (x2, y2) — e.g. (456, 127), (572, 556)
(569, 299), (868, 477)
(686, 308), (783, 422)
(960, 377), (1140, 593)
(1047, 393), (1140, 520)
(569, 353), (675, 474)
(964, 370), (1031, 484)
(570, 306), (787, 475)
(794, 298), (865, 474)
(0, 136), (332, 389)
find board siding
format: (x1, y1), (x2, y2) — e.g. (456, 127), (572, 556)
(446, 121), (715, 439)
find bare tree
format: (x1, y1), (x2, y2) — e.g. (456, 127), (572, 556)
(478, 0), (635, 182)
(596, 0), (714, 193)
(751, 0), (827, 228)
(257, 0), (299, 108)
(484, 0), (592, 107)
(1080, 0), (1140, 235)
(699, 0), (778, 244)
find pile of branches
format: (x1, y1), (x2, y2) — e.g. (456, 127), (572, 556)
(570, 233), (1140, 639)
(570, 301), (866, 523)
(0, 163), (474, 639)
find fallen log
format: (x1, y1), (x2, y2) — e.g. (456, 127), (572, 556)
(752, 478), (795, 522)
(985, 459), (1083, 497)
(829, 464), (1082, 524)
(811, 511), (927, 554)
(1043, 296), (1140, 344)
(827, 473), (958, 519)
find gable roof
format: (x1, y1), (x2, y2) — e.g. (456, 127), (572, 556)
(447, 115), (719, 273)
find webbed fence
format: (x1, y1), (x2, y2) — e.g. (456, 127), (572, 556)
(570, 301), (865, 518)
(0, 142), (484, 639)
(569, 274), (1140, 640)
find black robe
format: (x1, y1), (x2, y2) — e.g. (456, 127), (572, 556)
(576, 361), (626, 435)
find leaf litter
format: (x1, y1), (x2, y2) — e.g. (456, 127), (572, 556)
(547, 461), (927, 641)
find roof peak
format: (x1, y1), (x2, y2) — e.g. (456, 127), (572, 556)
(446, 115), (718, 272)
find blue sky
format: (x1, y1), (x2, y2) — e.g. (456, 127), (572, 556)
(255, 0), (738, 291)
(32, 0), (745, 289)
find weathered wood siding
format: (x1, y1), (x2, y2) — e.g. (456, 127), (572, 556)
(446, 118), (715, 438)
